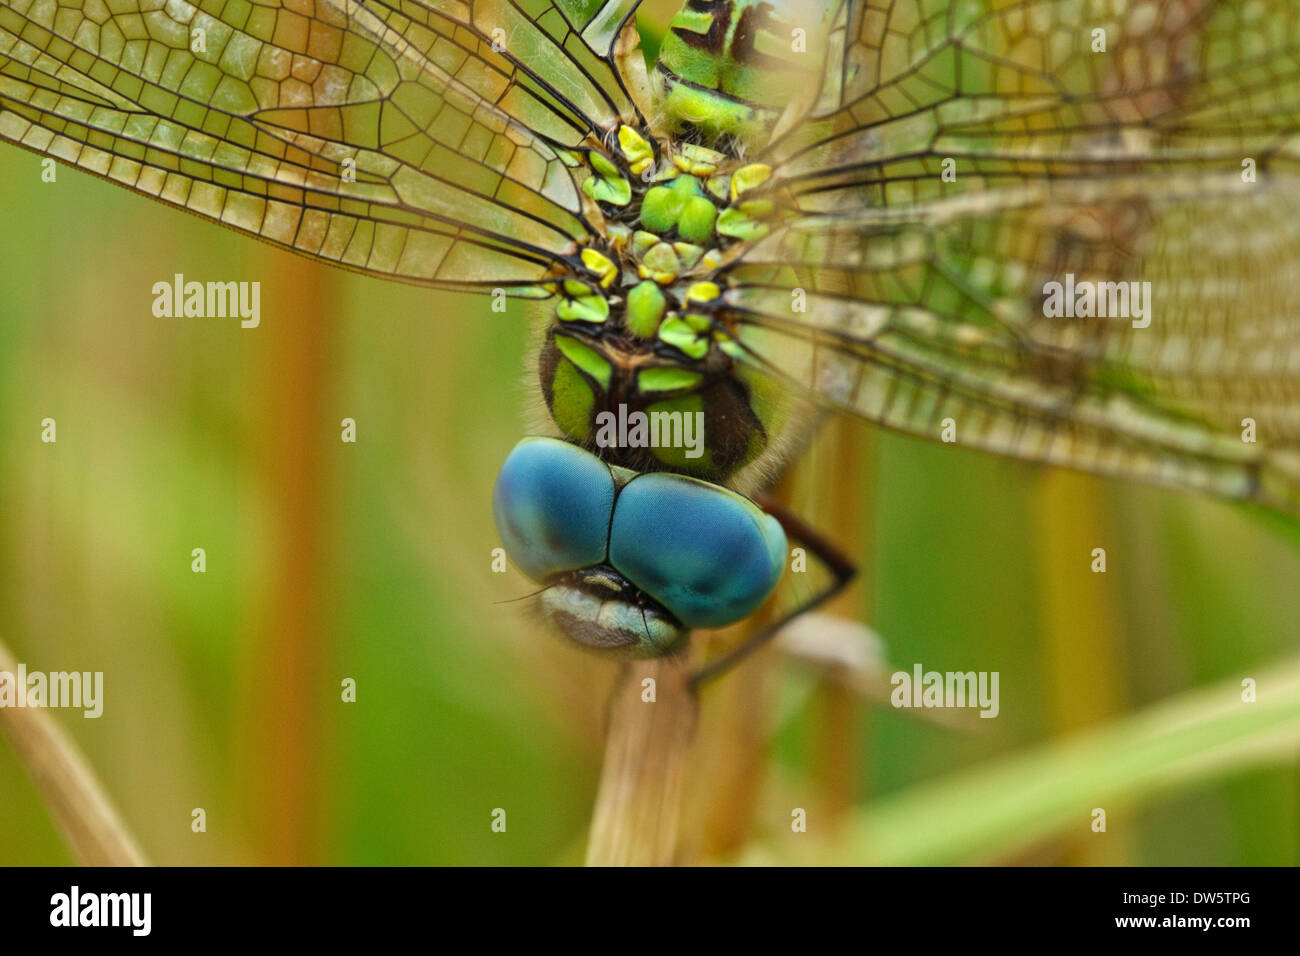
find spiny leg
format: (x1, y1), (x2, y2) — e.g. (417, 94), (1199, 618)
(689, 496), (857, 688)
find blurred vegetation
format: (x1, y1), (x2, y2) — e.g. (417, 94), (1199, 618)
(1, 141), (1298, 865)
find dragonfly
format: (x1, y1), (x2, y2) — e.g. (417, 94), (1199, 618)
(4, 0), (1299, 682)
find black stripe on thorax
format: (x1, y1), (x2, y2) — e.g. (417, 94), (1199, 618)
(731, 2), (790, 70)
(673, 0), (733, 53)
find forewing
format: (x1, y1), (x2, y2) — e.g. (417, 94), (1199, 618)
(727, 0), (1300, 511)
(0, 0), (642, 291)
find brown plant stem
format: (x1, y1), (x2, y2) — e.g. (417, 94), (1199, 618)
(236, 250), (332, 865)
(811, 420), (870, 826)
(0, 635), (147, 865)
(585, 654), (696, 865)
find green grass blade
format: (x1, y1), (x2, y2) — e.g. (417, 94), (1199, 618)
(758, 656), (1300, 865)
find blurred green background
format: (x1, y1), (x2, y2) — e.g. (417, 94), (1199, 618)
(1, 144), (1298, 866)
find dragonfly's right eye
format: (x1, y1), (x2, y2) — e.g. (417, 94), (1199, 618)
(608, 472), (785, 630)
(492, 438), (616, 581)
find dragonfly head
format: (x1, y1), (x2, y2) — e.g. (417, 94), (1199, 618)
(492, 437), (787, 658)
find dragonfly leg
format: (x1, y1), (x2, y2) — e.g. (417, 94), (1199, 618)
(689, 496), (857, 688)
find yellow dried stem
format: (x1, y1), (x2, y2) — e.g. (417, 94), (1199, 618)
(585, 655), (696, 866)
(0, 635), (147, 866)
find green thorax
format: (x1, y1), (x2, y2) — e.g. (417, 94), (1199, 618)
(539, 129), (795, 483)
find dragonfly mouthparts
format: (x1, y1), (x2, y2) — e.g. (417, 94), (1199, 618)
(539, 566), (688, 658)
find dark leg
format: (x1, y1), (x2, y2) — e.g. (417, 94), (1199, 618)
(689, 496), (857, 688)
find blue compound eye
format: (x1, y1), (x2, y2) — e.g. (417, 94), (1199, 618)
(608, 474), (786, 629)
(493, 438), (616, 582)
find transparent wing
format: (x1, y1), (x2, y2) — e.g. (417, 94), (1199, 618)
(0, 0), (643, 291)
(727, 0), (1300, 511)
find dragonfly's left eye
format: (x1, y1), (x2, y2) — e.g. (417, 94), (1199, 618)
(492, 438), (616, 581)
(608, 473), (786, 629)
